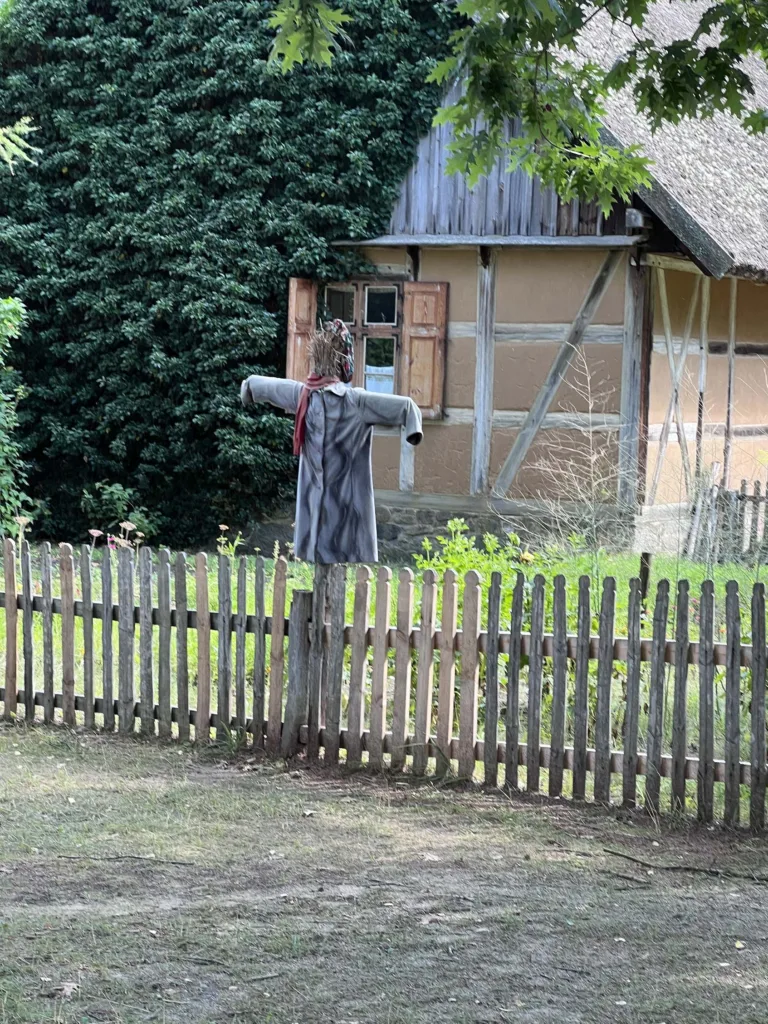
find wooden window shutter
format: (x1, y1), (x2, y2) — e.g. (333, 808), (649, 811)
(401, 281), (448, 419)
(286, 277), (317, 381)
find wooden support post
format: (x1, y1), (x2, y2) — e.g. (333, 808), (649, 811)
(618, 258), (648, 507)
(492, 249), (623, 496)
(470, 246), (497, 495)
(696, 276), (711, 480)
(281, 589), (312, 759)
(723, 277), (738, 490)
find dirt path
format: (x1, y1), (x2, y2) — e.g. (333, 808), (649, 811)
(1, 727), (767, 1023)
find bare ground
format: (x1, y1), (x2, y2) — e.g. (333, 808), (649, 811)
(1, 727), (768, 1024)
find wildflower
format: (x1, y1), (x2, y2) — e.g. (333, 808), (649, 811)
(218, 524), (229, 532)
(119, 521), (136, 532)
(88, 529), (103, 539)
(13, 515), (31, 527)
(520, 551), (535, 564)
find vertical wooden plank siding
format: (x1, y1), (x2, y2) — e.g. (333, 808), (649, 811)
(41, 542), (55, 725)
(139, 546), (154, 737)
(347, 566), (372, 767)
(266, 557), (287, 756)
(750, 583), (767, 832)
(671, 580), (689, 812)
(458, 571), (481, 780)
(195, 553), (211, 744)
(281, 590), (313, 759)
(324, 563), (347, 765)
(117, 546), (135, 735)
(572, 576), (591, 801)
(252, 555), (266, 749)
(307, 563), (329, 762)
(60, 543), (76, 728)
(80, 545), (94, 727)
(526, 575), (545, 793)
(175, 553), (189, 742)
(505, 572), (524, 792)
(413, 569), (437, 776)
(235, 556), (247, 736)
(623, 579), (642, 808)
(369, 566), (392, 771)
(157, 549), (172, 739)
(594, 577), (616, 804)
(391, 568), (414, 772)
(436, 569), (458, 776)
(484, 572), (502, 788)
(697, 580), (715, 822)
(3, 539), (17, 721)
(724, 580), (741, 827)
(21, 540), (34, 722)
(549, 574), (567, 797)
(101, 550), (114, 731)
(217, 554), (232, 742)
(645, 579), (670, 815)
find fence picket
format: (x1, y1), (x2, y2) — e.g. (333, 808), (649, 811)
(645, 579), (670, 815)
(483, 572), (502, 788)
(281, 590), (312, 759)
(307, 563), (329, 762)
(139, 546), (154, 737)
(158, 549), (172, 739)
(369, 566), (392, 771)
(41, 542), (54, 725)
(60, 543), (76, 728)
(175, 553), (189, 743)
(3, 539), (17, 722)
(505, 572), (524, 792)
(21, 540), (34, 722)
(436, 569), (457, 777)
(391, 568), (414, 773)
(750, 582), (766, 832)
(102, 550), (114, 731)
(217, 554), (232, 742)
(594, 577), (616, 804)
(117, 546), (135, 735)
(623, 579), (641, 808)
(413, 570), (437, 776)
(549, 574), (567, 798)
(459, 571), (481, 780)
(671, 579), (689, 812)
(253, 555), (266, 749)
(235, 555), (247, 736)
(724, 580), (741, 826)
(324, 563), (347, 765)
(195, 553), (211, 744)
(80, 545), (94, 728)
(573, 576), (591, 801)
(347, 566), (372, 767)
(266, 557), (287, 756)
(527, 574), (545, 793)
(697, 580), (715, 822)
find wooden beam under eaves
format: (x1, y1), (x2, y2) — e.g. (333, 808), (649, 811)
(492, 249), (624, 498)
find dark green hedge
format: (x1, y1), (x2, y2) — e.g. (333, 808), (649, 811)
(0, 0), (450, 546)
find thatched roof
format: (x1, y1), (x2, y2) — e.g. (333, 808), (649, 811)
(580, 1), (768, 280)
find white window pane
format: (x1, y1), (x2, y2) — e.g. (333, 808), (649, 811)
(364, 336), (395, 393)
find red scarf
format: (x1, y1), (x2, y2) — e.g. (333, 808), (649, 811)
(293, 374), (340, 456)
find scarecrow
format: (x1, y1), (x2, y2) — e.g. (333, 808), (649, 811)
(241, 319), (422, 564)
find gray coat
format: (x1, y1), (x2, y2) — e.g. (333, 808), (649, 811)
(241, 377), (423, 563)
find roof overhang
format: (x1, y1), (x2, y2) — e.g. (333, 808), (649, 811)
(335, 233), (644, 249)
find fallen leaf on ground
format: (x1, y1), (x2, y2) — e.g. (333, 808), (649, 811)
(735, 940), (746, 950)
(44, 981), (78, 999)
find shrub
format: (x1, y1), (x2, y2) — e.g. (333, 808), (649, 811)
(0, 295), (29, 533)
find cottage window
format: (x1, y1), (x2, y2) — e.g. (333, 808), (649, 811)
(287, 277), (448, 419)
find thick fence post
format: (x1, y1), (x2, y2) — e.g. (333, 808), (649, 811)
(549, 574), (567, 798)
(572, 576), (591, 801)
(623, 579), (642, 808)
(671, 579), (689, 812)
(594, 577), (616, 805)
(281, 589), (312, 759)
(724, 580), (741, 826)
(3, 538), (17, 722)
(751, 582), (767, 832)
(60, 543), (76, 728)
(697, 580), (715, 822)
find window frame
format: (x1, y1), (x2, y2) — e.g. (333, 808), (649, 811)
(323, 278), (403, 391)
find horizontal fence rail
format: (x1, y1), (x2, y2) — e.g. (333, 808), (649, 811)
(1, 539), (767, 830)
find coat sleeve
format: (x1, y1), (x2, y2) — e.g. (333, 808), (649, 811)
(357, 390), (423, 445)
(240, 375), (303, 413)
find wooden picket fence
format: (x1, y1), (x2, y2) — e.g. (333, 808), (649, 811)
(1, 538), (768, 831)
